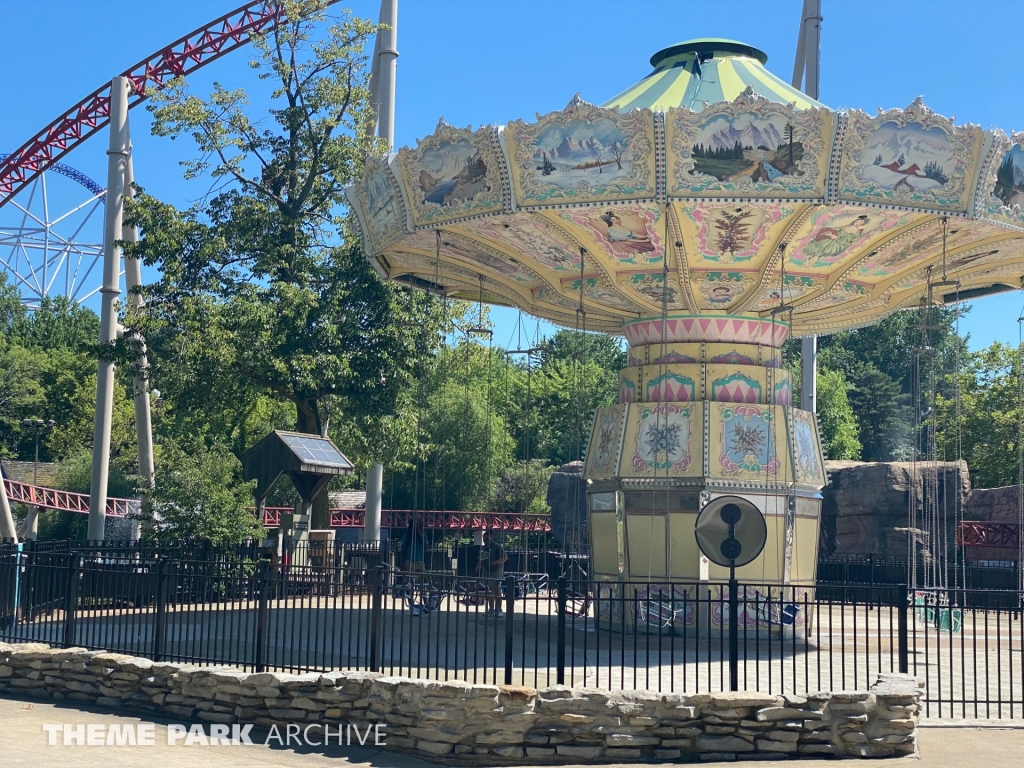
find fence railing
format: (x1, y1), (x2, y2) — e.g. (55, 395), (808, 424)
(3, 548), (1024, 719)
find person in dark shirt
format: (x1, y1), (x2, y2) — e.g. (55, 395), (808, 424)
(476, 529), (508, 616)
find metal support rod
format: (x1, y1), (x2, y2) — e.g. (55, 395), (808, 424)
(364, 462), (383, 542)
(376, 0), (398, 149)
(88, 76), (132, 542)
(123, 143), (155, 505)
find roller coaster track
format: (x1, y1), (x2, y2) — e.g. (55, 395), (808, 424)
(0, 0), (341, 205)
(2, 479), (551, 532)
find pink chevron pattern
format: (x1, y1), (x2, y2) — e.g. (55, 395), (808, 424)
(623, 316), (790, 348)
(774, 378), (793, 406)
(711, 373), (762, 404)
(646, 373), (696, 402)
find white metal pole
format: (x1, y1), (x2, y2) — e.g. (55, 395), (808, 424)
(361, 1), (398, 543)
(793, 0), (822, 413)
(123, 137), (156, 499)
(377, 0), (398, 149)
(363, 462), (383, 541)
(0, 465), (16, 543)
(88, 76), (131, 541)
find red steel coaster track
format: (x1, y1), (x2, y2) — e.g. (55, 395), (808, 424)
(0, 0), (341, 205)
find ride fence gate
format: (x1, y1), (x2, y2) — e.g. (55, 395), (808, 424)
(2, 545), (1024, 720)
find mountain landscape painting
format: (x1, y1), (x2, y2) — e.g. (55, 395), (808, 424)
(994, 144), (1024, 209)
(690, 114), (803, 182)
(417, 138), (489, 206)
(530, 117), (633, 190)
(855, 121), (954, 194)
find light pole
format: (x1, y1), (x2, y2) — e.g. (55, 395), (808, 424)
(19, 418), (55, 541)
(20, 418), (56, 486)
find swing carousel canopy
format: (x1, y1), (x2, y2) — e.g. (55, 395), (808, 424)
(347, 38), (1024, 338)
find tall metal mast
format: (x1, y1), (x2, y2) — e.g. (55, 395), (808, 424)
(363, 0), (399, 543)
(792, 0), (822, 413)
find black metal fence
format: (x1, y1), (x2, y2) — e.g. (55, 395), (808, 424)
(818, 553), (1020, 598)
(3, 545), (1024, 719)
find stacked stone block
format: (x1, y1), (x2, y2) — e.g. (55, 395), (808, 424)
(0, 642), (921, 761)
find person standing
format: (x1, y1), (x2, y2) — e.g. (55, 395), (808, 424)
(476, 529), (508, 616)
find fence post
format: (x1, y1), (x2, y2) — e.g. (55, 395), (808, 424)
(254, 560), (270, 673)
(556, 576), (567, 686)
(62, 555), (81, 649)
(728, 576), (739, 691)
(369, 564), (384, 673)
(897, 584), (909, 674)
(504, 575), (515, 685)
(152, 558), (168, 662)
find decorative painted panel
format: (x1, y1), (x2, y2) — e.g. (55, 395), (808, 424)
(395, 120), (505, 227)
(677, 202), (796, 265)
(709, 370), (763, 404)
(557, 204), (664, 267)
(787, 409), (826, 487)
(667, 91), (834, 200)
(622, 315), (790, 347)
(691, 270), (758, 311)
(983, 133), (1024, 230)
(785, 207), (914, 271)
(348, 155), (409, 254)
(459, 214), (583, 273)
(645, 371), (697, 403)
(837, 98), (986, 212)
(709, 403), (787, 481)
(619, 403), (702, 478)
(586, 405), (626, 479)
(505, 97), (656, 207)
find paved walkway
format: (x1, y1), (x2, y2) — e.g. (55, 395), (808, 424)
(3, 694), (1024, 767)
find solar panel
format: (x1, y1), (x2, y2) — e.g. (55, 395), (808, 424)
(279, 433), (353, 470)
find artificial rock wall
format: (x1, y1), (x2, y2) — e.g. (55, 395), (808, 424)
(0, 642), (921, 761)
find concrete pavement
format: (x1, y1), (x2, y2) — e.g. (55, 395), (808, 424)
(3, 694), (1024, 767)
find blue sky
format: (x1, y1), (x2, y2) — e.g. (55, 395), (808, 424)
(2, 0), (1023, 349)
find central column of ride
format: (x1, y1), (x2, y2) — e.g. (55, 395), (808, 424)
(583, 314), (826, 591)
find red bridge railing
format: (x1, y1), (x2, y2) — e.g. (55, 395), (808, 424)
(3, 480), (551, 531)
(957, 521), (1019, 548)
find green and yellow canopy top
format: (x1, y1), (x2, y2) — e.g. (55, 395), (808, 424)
(602, 38), (825, 113)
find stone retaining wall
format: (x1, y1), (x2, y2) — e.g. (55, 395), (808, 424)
(0, 642), (921, 761)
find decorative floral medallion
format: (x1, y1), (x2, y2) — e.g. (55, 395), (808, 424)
(720, 405), (780, 475)
(632, 404), (693, 472)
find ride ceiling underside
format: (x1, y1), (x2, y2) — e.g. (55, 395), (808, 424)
(348, 40), (1024, 338)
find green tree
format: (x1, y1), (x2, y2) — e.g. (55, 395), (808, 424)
(145, 439), (262, 544)
(938, 342), (1019, 489)
(816, 367), (861, 460)
(122, 2), (449, 526)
